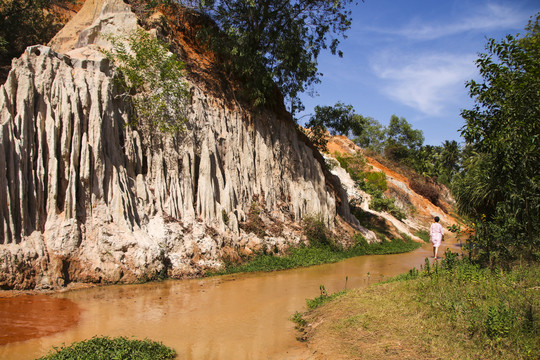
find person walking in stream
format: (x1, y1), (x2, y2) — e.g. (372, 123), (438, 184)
(430, 216), (444, 260)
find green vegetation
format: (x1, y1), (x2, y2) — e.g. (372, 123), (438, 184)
(335, 152), (406, 220)
(307, 107), (461, 188)
(353, 115), (386, 153)
(297, 255), (539, 359)
(302, 106), (447, 208)
(414, 229), (430, 243)
(384, 114), (424, 165)
(295, 18), (540, 359)
(387, 255), (540, 357)
(453, 13), (540, 267)
(304, 102), (366, 152)
(306, 285), (347, 310)
(103, 29), (190, 134)
(292, 284), (348, 339)
(190, 0), (355, 113)
(212, 229), (420, 276)
(37, 336), (177, 360)
(302, 214), (337, 249)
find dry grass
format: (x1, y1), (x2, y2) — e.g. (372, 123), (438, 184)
(300, 264), (539, 360)
(303, 282), (438, 359)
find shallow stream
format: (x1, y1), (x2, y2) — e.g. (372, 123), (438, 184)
(0, 239), (461, 359)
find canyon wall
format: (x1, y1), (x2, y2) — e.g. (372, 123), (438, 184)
(0, 0), (357, 290)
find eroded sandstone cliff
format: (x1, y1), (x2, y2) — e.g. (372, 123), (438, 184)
(0, 0), (356, 289)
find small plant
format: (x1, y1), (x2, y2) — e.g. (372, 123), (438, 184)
(362, 171), (388, 193)
(334, 152), (368, 183)
(368, 193), (406, 220)
(291, 311), (307, 329)
(485, 302), (513, 341)
(306, 285), (346, 309)
(441, 249), (459, 270)
(37, 336), (177, 359)
(240, 202), (266, 237)
(221, 209), (230, 225)
(324, 157), (339, 170)
(103, 29), (190, 134)
(448, 224), (462, 235)
(303, 214), (336, 249)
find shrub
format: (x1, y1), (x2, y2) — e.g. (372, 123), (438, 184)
(363, 171), (388, 192)
(334, 152), (368, 183)
(240, 202), (266, 237)
(303, 214), (336, 249)
(410, 175), (440, 207)
(324, 157), (339, 170)
(103, 29), (190, 134)
(369, 192), (406, 221)
(37, 336), (177, 360)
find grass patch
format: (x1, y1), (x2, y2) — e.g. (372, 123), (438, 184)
(292, 285), (349, 342)
(414, 229), (430, 242)
(212, 235), (421, 276)
(298, 253), (540, 359)
(37, 336), (176, 360)
(306, 285), (348, 310)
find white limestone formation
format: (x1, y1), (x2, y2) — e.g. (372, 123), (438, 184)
(0, 0), (355, 289)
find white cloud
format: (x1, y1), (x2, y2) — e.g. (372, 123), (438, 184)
(371, 52), (477, 116)
(371, 3), (529, 40)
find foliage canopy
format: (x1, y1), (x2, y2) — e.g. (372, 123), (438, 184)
(384, 115), (424, 163)
(186, 0), (355, 114)
(103, 29), (191, 134)
(455, 13), (540, 265)
(305, 102), (366, 152)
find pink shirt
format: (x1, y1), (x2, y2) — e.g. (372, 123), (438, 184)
(430, 222), (444, 245)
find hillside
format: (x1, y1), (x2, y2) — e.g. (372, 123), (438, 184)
(325, 135), (457, 243)
(0, 0), (455, 290)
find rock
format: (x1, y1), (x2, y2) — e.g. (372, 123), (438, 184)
(0, 0), (354, 289)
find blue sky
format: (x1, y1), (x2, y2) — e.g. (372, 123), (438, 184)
(298, 0), (540, 146)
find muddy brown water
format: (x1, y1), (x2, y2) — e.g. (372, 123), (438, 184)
(0, 240), (461, 359)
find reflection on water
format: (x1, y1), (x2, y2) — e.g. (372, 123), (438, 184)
(0, 240), (460, 360)
(0, 295), (80, 346)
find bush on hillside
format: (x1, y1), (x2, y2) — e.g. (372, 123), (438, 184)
(303, 214), (337, 249)
(410, 175), (441, 208)
(103, 29), (190, 134)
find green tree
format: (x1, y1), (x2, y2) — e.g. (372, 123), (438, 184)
(412, 145), (441, 177)
(305, 102), (366, 152)
(384, 115), (424, 163)
(353, 116), (386, 153)
(307, 102), (365, 136)
(189, 0), (355, 113)
(455, 13), (540, 265)
(439, 140), (461, 182)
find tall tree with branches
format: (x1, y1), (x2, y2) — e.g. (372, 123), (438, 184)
(454, 13), (540, 265)
(188, 0), (356, 115)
